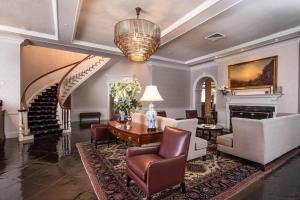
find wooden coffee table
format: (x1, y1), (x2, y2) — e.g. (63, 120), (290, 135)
(197, 124), (224, 140)
(108, 121), (163, 146)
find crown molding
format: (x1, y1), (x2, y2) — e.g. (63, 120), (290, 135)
(150, 55), (185, 65)
(0, 35), (24, 44)
(72, 40), (123, 55)
(52, 0), (59, 39)
(147, 60), (189, 71)
(214, 37), (300, 63)
(185, 26), (300, 65)
(190, 61), (217, 71)
(71, 0), (83, 41)
(161, 0), (221, 37)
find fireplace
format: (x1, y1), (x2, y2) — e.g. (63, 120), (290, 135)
(229, 105), (275, 131)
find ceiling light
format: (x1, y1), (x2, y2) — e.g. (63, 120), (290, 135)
(114, 7), (161, 62)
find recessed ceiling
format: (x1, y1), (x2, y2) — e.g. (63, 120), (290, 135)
(0, 0), (55, 35)
(0, 0), (299, 66)
(155, 0), (300, 61)
(75, 0), (203, 46)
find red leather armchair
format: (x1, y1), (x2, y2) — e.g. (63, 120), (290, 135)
(126, 126), (191, 199)
(90, 124), (115, 148)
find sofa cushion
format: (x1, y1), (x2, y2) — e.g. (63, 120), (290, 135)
(126, 154), (162, 181)
(217, 134), (233, 147)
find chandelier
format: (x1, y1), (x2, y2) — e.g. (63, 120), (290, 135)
(114, 7), (160, 62)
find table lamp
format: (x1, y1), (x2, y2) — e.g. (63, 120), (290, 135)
(140, 85), (163, 131)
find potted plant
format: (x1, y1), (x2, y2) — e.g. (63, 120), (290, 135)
(218, 85), (231, 96)
(109, 79), (142, 122)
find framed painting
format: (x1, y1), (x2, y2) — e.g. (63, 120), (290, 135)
(228, 56), (277, 89)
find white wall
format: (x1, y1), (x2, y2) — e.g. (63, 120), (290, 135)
(71, 57), (152, 121)
(0, 38), (22, 138)
(190, 61), (218, 109)
(216, 38), (300, 125)
(71, 58), (190, 121)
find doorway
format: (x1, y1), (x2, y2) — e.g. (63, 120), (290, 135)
(194, 76), (217, 123)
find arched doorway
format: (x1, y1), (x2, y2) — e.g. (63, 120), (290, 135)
(193, 75), (217, 123)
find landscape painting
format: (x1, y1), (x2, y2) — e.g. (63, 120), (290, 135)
(228, 56), (277, 89)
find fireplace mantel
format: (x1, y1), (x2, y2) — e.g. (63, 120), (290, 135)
(226, 94), (283, 102)
(224, 94), (283, 129)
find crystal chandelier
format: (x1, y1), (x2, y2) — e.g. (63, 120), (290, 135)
(114, 7), (161, 62)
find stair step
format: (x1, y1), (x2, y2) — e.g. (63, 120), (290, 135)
(28, 114), (57, 120)
(28, 119), (59, 126)
(28, 110), (56, 115)
(29, 105), (56, 111)
(29, 124), (60, 131)
(30, 128), (63, 136)
(31, 102), (57, 106)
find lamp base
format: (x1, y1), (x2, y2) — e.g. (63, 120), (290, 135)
(147, 128), (156, 132)
(146, 103), (157, 130)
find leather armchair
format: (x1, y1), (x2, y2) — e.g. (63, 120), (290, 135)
(185, 110), (205, 124)
(90, 124), (115, 148)
(126, 126), (191, 199)
(157, 110), (167, 117)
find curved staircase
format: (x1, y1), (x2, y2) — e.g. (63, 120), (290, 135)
(28, 84), (62, 137)
(19, 55), (111, 140)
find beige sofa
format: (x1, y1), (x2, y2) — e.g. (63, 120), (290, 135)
(132, 112), (208, 161)
(217, 114), (300, 165)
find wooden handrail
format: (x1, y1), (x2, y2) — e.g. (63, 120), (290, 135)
(57, 55), (92, 109)
(21, 56), (89, 110)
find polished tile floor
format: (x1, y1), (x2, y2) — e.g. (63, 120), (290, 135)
(0, 122), (299, 200)
(0, 123), (96, 200)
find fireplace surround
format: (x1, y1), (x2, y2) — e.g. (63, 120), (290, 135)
(224, 94), (282, 130)
(229, 105), (275, 131)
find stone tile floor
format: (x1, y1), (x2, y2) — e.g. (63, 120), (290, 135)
(0, 122), (299, 200)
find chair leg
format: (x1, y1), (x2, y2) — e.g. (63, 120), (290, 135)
(90, 137), (93, 144)
(146, 194), (151, 200)
(180, 182), (186, 194)
(126, 175), (131, 187)
(202, 155), (207, 161)
(94, 141), (97, 148)
(217, 150), (221, 157)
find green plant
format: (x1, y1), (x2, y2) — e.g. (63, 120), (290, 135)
(109, 79), (142, 113)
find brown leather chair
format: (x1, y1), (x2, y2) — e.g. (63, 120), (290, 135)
(90, 124), (115, 148)
(157, 110), (167, 117)
(126, 126), (191, 199)
(185, 110), (205, 124)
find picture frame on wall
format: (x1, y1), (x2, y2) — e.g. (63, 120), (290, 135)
(228, 56), (278, 90)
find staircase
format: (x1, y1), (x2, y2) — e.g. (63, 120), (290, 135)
(19, 55), (111, 141)
(27, 84), (62, 137)
(58, 56), (110, 105)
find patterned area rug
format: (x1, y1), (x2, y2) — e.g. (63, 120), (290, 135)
(76, 142), (299, 200)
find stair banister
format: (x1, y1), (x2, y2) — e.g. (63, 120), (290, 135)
(18, 56), (90, 138)
(57, 55), (92, 132)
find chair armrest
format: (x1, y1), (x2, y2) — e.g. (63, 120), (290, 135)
(126, 146), (160, 158)
(147, 155), (186, 188)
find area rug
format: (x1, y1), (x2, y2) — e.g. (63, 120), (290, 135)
(76, 142), (299, 200)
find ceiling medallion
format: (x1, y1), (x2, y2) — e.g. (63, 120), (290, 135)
(114, 7), (161, 62)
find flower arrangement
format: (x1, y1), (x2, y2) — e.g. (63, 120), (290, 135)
(218, 85), (231, 95)
(109, 79), (142, 115)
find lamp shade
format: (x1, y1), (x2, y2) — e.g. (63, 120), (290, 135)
(140, 85), (163, 102)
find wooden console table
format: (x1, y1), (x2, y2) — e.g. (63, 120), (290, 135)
(108, 121), (163, 146)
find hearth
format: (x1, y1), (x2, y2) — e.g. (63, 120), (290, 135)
(229, 105), (275, 131)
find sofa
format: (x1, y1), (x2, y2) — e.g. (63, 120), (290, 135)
(216, 114), (300, 165)
(132, 112), (208, 161)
